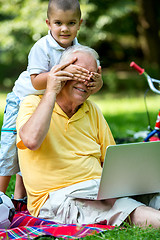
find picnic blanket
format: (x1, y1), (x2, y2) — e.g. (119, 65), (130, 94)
(0, 210), (113, 239)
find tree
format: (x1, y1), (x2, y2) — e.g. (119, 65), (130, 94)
(79, 0), (139, 67)
(136, 0), (160, 67)
(0, 0), (48, 87)
(0, 0), (160, 89)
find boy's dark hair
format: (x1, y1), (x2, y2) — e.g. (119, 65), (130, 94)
(47, 0), (81, 19)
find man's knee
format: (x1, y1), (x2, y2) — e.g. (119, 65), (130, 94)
(129, 205), (160, 228)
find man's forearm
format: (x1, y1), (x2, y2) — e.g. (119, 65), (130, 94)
(19, 90), (56, 150)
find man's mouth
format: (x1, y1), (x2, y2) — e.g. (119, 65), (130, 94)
(74, 87), (86, 92)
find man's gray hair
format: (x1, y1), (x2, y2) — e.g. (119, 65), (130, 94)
(60, 45), (100, 68)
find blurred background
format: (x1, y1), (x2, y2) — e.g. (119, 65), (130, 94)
(1, 0), (160, 195)
(1, 0), (160, 92)
(1, 0), (160, 141)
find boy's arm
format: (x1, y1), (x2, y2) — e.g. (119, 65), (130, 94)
(20, 62), (74, 150)
(30, 58), (77, 90)
(31, 62), (91, 90)
(31, 73), (49, 90)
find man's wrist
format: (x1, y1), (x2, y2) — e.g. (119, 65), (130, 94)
(43, 90), (57, 109)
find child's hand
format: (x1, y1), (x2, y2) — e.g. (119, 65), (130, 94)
(64, 64), (90, 82)
(86, 66), (103, 94)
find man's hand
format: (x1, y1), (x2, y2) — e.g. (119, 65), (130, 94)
(47, 60), (75, 95)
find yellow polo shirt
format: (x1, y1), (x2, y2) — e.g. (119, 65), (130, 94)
(16, 95), (115, 217)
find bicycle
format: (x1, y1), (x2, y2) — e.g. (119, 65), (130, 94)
(130, 61), (160, 142)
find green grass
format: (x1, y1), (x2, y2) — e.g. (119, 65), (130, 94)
(26, 224), (160, 240)
(82, 224), (160, 240)
(0, 92), (7, 130)
(1, 91), (160, 239)
(90, 93), (160, 142)
(1, 91), (160, 142)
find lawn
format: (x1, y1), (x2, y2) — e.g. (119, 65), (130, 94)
(1, 91), (160, 142)
(0, 92), (7, 130)
(90, 92), (160, 142)
(0, 91), (160, 239)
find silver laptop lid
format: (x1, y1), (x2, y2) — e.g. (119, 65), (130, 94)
(97, 141), (160, 200)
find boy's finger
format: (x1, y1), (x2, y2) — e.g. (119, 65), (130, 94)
(56, 71), (74, 78)
(90, 67), (101, 77)
(89, 72), (100, 80)
(74, 70), (90, 77)
(72, 65), (90, 74)
(73, 74), (90, 81)
(87, 82), (95, 87)
(51, 58), (77, 73)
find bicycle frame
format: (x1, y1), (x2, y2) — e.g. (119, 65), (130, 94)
(130, 61), (160, 142)
(130, 62), (160, 95)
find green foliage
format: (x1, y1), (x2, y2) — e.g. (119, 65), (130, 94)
(0, 0), (48, 86)
(0, 0), (142, 88)
(102, 69), (148, 93)
(6, 175), (16, 198)
(79, 0), (139, 67)
(1, 0), (160, 92)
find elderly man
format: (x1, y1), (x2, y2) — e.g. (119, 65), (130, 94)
(16, 45), (160, 227)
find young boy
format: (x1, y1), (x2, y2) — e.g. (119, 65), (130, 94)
(0, 0), (103, 201)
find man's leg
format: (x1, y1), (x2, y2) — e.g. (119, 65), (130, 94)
(130, 205), (160, 228)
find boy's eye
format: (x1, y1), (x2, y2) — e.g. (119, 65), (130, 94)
(69, 22), (76, 26)
(55, 21), (62, 26)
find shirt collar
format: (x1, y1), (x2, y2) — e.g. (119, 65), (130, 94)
(54, 101), (89, 121)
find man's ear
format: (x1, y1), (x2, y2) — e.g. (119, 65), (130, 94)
(46, 19), (51, 30)
(97, 66), (101, 74)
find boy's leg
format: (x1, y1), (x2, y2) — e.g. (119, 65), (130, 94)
(0, 92), (20, 193)
(14, 173), (26, 199)
(130, 205), (160, 228)
(11, 174), (27, 212)
(0, 176), (11, 193)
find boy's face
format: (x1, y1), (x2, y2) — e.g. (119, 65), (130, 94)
(46, 6), (82, 48)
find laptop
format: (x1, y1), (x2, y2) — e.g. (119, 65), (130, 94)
(67, 141), (160, 200)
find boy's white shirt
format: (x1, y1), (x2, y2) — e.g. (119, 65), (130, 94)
(12, 31), (79, 101)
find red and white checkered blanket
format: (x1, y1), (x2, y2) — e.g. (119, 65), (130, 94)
(0, 211), (113, 239)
